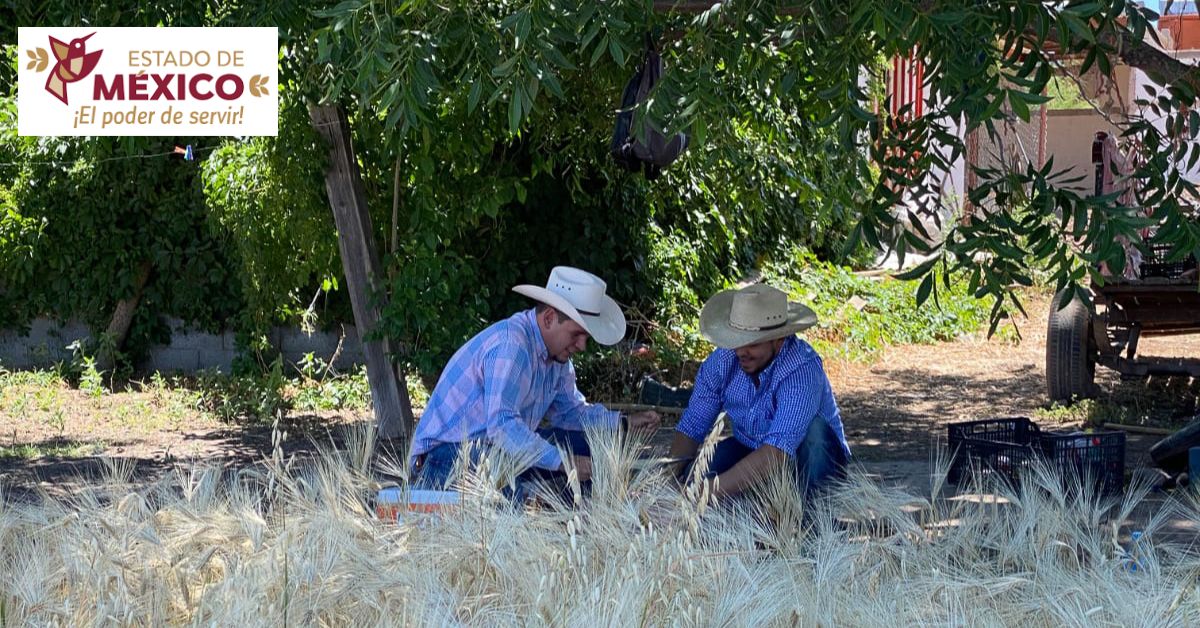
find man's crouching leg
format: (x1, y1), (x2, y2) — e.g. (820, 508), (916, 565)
(413, 442), (463, 490)
(515, 428), (593, 504)
(793, 418), (848, 495)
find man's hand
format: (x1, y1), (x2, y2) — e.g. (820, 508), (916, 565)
(626, 410), (662, 432)
(564, 455), (593, 482)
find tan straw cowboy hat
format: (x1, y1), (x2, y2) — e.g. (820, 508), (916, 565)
(513, 266), (627, 346)
(699, 284), (818, 349)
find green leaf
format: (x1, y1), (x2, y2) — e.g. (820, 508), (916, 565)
(590, 35), (609, 66)
(1068, 3), (1102, 18)
(1060, 11), (1095, 44)
(915, 274), (934, 307)
(581, 20), (602, 48)
(608, 37), (626, 67)
(929, 11), (966, 26)
(491, 55), (519, 78)
(542, 46), (577, 71)
(894, 254), (940, 281)
(542, 72), (565, 99)
(693, 118), (707, 147)
(467, 80), (482, 113)
(1008, 90), (1030, 122)
(508, 90), (522, 134)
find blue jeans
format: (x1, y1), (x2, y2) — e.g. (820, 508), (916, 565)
(413, 428), (591, 497)
(688, 417), (849, 495)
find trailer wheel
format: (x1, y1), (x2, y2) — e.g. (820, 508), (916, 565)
(1046, 290), (1096, 403)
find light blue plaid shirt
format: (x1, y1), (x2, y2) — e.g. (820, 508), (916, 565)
(410, 309), (620, 470)
(676, 336), (851, 458)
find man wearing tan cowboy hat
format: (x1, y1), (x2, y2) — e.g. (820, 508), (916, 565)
(410, 266), (662, 491)
(669, 284), (850, 497)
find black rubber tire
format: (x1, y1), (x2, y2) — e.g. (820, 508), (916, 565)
(1046, 290), (1096, 403)
(1150, 417), (1200, 474)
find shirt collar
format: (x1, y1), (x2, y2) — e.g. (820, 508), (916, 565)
(750, 336), (796, 385)
(523, 308), (551, 363)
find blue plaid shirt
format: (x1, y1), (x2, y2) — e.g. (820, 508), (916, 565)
(410, 309), (620, 470)
(676, 336), (850, 458)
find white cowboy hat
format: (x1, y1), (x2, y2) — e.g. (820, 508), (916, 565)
(699, 284), (818, 349)
(512, 266), (627, 346)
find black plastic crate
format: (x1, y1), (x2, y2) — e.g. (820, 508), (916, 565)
(947, 417), (1125, 494)
(1039, 431), (1126, 495)
(1139, 243), (1198, 279)
(947, 417), (1041, 485)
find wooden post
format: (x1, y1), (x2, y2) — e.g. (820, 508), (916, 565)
(310, 105), (413, 439)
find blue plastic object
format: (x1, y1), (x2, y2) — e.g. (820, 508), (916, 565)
(1119, 530), (1145, 573)
(1127, 530), (1143, 572)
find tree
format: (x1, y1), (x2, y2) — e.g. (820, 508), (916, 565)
(0, 3), (342, 371)
(309, 0), (1200, 335)
(291, 1), (863, 382)
(4, 0), (1197, 382)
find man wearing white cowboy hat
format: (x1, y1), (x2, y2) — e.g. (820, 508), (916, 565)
(410, 266), (662, 490)
(669, 283), (850, 497)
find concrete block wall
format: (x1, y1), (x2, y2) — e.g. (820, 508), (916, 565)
(0, 318), (366, 374)
(0, 319), (92, 369)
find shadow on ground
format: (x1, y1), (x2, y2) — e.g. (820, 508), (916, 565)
(0, 416), (380, 503)
(838, 364), (1046, 463)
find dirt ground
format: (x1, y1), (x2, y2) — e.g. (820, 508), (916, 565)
(824, 292), (1197, 490)
(2, 291), (1199, 506)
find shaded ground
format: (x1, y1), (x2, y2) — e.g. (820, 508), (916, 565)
(2, 292), (1198, 503)
(832, 292), (1198, 472)
(0, 415), (371, 502)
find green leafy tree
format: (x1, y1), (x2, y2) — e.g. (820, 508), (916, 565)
(310, 0), (1200, 343)
(305, 1), (867, 374)
(0, 131), (243, 362)
(201, 95), (342, 358)
(0, 3), (340, 370)
(4, 0), (1199, 384)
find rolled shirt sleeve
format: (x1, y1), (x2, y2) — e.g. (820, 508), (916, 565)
(481, 343), (563, 470)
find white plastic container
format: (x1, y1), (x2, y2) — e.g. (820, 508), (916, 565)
(375, 487), (460, 522)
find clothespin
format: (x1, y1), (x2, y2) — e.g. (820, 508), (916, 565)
(173, 144), (194, 161)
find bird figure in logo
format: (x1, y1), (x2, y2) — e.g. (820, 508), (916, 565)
(46, 32), (102, 105)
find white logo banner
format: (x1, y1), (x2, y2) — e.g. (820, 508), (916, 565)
(18, 27), (278, 136)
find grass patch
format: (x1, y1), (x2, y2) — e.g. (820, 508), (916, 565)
(288, 355), (375, 413)
(763, 249), (995, 361)
(1035, 398), (1132, 426)
(1037, 376), (1199, 430)
(0, 440), (106, 459)
(1, 366), (205, 436)
(0, 355), (394, 456)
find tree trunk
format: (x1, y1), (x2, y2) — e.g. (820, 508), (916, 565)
(310, 105), (414, 440)
(97, 258), (153, 373)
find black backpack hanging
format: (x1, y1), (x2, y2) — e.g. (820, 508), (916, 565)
(610, 35), (689, 180)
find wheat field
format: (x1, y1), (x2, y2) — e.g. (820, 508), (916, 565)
(1, 424), (1197, 626)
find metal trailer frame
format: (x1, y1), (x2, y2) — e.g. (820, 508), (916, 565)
(1044, 133), (1200, 403)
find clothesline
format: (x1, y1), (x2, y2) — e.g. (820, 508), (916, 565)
(0, 144), (218, 168)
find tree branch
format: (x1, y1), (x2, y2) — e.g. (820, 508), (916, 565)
(1116, 30), (1200, 96)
